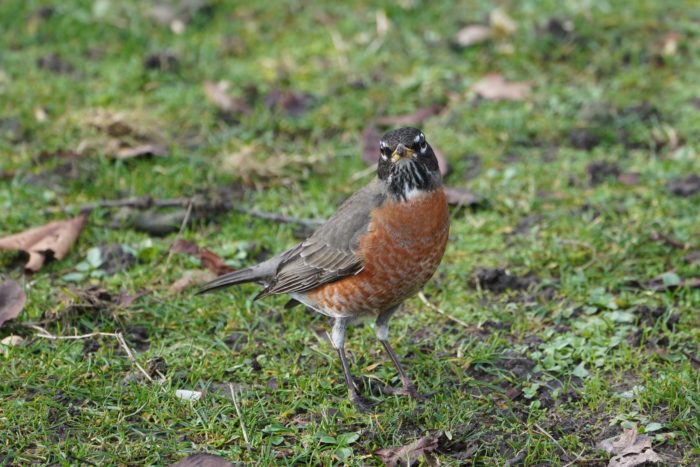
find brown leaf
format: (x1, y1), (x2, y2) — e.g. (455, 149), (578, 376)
(618, 172), (641, 186)
(200, 249), (236, 276)
(169, 270), (216, 294)
(264, 87), (313, 117)
(0, 280), (26, 327)
(170, 239), (200, 256)
(453, 24), (492, 48)
(170, 453), (234, 467)
(114, 290), (149, 307)
(0, 214), (88, 272)
(375, 432), (440, 467)
(115, 143), (167, 160)
(471, 73), (531, 101)
(444, 186), (481, 206)
(375, 104), (445, 127)
(596, 429), (662, 466)
(204, 81), (252, 116)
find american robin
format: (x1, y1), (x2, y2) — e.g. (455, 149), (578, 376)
(198, 127), (449, 410)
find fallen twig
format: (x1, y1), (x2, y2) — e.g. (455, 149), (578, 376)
(48, 196), (323, 227)
(239, 208), (323, 227)
(163, 199), (194, 268)
(418, 292), (473, 330)
(28, 324), (153, 382)
(534, 423), (575, 464)
(229, 383), (251, 450)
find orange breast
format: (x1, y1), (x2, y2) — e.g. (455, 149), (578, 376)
(306, 188), (449, 317)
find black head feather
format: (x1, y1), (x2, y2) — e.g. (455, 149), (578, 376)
(376, 127), (441, 200)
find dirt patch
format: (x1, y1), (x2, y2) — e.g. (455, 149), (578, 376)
(587, 161), (620, 185)
(143, 51), (179, 71)
(569, 128), (601, 150)
(472, 267), (538, 293)
(667, 174), (700, 197)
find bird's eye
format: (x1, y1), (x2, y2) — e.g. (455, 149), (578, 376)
(379, 141), (390, 159)
(414, 133), (427, 153)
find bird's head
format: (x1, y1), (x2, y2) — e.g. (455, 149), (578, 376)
(376, 127), (441, 200)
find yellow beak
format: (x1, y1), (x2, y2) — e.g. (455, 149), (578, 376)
(390, 143), (414, 163)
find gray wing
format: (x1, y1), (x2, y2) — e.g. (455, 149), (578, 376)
(256, 179), (386, 298)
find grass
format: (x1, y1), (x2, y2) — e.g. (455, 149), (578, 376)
(1, 0), (699, 465)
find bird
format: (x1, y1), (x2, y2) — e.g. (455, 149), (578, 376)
(198, 127), (449, 410)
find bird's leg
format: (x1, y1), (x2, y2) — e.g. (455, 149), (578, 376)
(375, 307), (426, 400)
(331, 317), (375, 411)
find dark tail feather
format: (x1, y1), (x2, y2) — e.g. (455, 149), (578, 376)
(196, 256), (281, 295)
(196, 267), (264, 295)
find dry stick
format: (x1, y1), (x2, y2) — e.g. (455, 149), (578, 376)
(229, 383), (251, 450)
(163, 198), (194, 268)
(28, 325), (153, 383)
(239, 208), (323, 227)
(418, 292), (473, 330)
(534, 423), (572, 463)
(50, 196), (323, 227)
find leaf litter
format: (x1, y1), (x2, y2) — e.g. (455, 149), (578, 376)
(596, 428), (662, 466)
(0, 279), (26, 327)
(0, 214), (88, 272)
(375, 431), (440, 466)
(471, 73), (531, 101)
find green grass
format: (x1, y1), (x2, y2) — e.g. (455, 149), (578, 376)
(1, 0), (700, 465)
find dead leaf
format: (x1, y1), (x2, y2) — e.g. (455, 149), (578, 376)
(170, 270), (216, 294)
(375, 432), (440, 467)
(597, 428), (662, 466)
(453, 24), (492, 48)
(1, 335), (24, 355)
(471, 73), (531, 101)
(204, 80), (252, 116)
(170, 453), (234, 467)
(0, 280), (26, 327)
(264, 87), (314, 117)
(199, 249), (235, 275)
(444, 187), (481, 206)
(656, 32), (681, 57)
(0, 214), (88, 272)
(618, 172), (641, 186)
(221, 145), (323, 184)
(489, 8), (517, 36)
(114, 290), (149, 308)
(375, 104), (445, 127)
(115, 143), (167, 160)
(170, 239), (200, 256)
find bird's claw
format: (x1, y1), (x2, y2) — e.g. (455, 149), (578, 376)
(350, 393), (379, 412)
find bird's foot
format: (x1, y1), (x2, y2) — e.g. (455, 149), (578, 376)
(382, 383), (430, 401)
(349, 392), (379, 412)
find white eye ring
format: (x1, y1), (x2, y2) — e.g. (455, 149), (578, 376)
(380, 152), (388, 160)
(420, 142), (427, 153)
